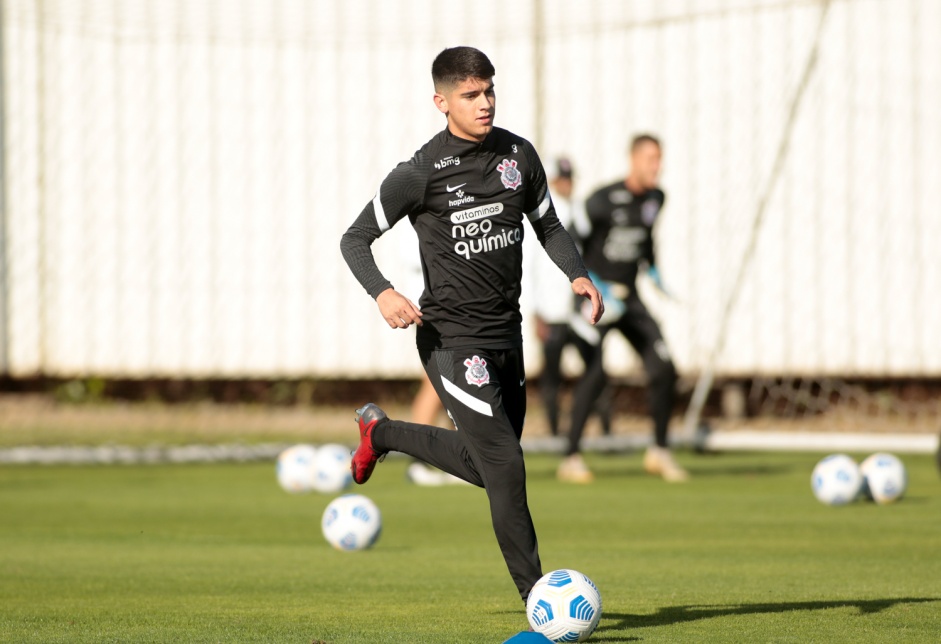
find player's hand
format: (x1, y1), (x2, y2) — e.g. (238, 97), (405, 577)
(571, 276), (604, 325)
(376, 288), (423, 329)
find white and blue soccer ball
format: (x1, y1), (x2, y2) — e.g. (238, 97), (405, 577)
(811, 454), (863, 505)
(276, 444), (318, 493)
(526, 569), (602, 643)
(310, 443), (353, 494)
(860, 452), (907, 505)
(321, 494), (382, 551)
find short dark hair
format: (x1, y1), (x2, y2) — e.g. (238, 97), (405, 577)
(432, 47), (495, 92)
(630, 133), (661, 153)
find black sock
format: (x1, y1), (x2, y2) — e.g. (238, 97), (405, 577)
(371, 418), (391, 453)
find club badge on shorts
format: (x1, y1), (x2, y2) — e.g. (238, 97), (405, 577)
(497, 159), (522, 190)
(464, 355), (490, 387)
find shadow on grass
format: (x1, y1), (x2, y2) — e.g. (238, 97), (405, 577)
(600, 462), (797, 481)
(595, 597), (940, 640)
(527, 461), (796, 483)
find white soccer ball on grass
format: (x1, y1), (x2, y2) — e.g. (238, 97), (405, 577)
(276, 444), (318, 493)
(526, 569), (602, 643)
(811, 454), (862, 505)
(860, 452), (907, 504)
(321, 494), (382, 551)
(310, 443), (353, 494)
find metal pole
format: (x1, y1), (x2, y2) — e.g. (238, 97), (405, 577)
(532, 0), (544, 152)
(35, 0), (48, 375)
(0, 0), (8, 373)
(683, 1), (833, 437)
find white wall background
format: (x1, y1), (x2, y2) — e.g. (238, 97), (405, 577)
(2, 0), (939, 378)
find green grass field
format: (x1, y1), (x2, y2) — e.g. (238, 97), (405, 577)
(1, 451), (939, 643)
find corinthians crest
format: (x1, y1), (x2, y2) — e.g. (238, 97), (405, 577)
(464, 355), (490, 387)
(496, 158), (522, 190)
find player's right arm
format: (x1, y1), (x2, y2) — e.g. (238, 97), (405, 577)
(340, 156), (429, 329)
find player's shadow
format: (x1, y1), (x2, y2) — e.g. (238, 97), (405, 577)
(595, 597), (940, 641)
(581, 462), (796, 482)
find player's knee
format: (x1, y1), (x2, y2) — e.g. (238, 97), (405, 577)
(504, 445), (526, 470)
(581, 357), (607, 385)
(488, 447), (526, 484)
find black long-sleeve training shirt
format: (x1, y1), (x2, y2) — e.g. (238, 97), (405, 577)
(341, 126), (589, 350)
(581, 180), (665, 289)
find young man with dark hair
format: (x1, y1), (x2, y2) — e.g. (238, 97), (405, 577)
(561, 134), (689, 483)
(340, 46), (603, 603)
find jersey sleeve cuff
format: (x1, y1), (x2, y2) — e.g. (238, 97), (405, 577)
(369, 281), (395, 300)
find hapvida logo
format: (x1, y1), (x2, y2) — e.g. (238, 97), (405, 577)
(448, 189), (475, 207)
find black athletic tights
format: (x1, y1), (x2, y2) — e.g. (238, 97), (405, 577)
(567, 296), (677, 455)
(540, 324), (612, 436)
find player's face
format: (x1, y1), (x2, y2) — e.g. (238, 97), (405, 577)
(551, 177), (573, 199)
(630, 142), (662, 190)
(434, 77), (496, 142)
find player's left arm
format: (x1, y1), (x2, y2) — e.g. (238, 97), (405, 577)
(521, 142), (604, 324)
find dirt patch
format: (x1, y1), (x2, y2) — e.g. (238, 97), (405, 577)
(1, 385), (937, 448)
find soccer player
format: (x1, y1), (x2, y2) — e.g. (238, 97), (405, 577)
(561, 134), (689, 483)
(531, 159), (611, 445)
(339, 47), (603, 604)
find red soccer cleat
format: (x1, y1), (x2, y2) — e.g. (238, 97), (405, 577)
(350, 403), (388, 484)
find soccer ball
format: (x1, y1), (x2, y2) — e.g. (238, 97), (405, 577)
(526, 569), (602, 643)
(860, 453), (907, 504)
(321, 494), (382, 551)
(310, 443), (353, 494)
(276, 444), (318, 493)
(811, 454), (862, 505)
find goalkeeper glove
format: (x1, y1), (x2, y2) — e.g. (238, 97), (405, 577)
(647, 265), (671, 298)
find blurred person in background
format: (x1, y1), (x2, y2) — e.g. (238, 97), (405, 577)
(532, 158), (612, 449)
(561, 134), (688, 483)
(340, 46), (603, 606)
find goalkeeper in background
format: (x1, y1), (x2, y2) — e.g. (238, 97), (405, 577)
(560, 134), (689, 483)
